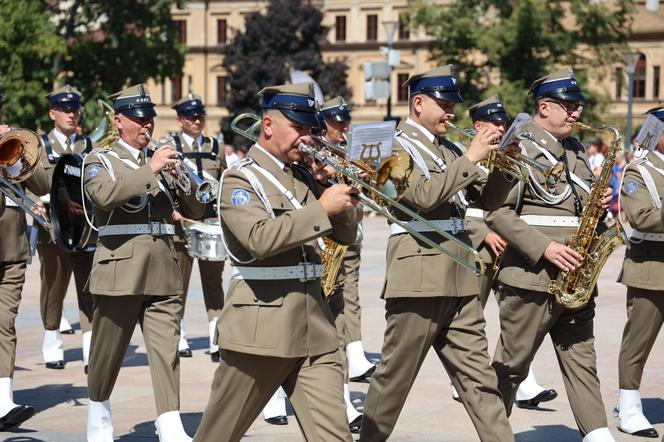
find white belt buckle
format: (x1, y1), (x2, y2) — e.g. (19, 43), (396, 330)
(451, 218), (461, 234)
(299, 261), (317, 282)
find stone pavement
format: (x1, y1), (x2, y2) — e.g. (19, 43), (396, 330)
(3, 215), (664, 441)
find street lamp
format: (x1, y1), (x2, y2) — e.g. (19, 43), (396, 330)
(382, 20), (399, 121)
(625, 52), (640, 150)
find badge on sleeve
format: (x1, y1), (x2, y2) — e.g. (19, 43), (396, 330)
(625, 180), (639, 195)
(87, 164), (101, 178)
(231, 189), (251, 205)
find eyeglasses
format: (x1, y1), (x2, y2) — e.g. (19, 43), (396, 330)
(545, 100), (584, 114)
(182, 115), (206, 122)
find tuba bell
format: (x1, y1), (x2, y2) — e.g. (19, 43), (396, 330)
(0, 128), (51, 229)
(89, 99), (119, 148)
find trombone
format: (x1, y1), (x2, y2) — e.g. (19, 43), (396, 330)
(230, 113), (486, 275)
(148, 137), (218, 204)
(445, 121), (564, 188)
(0, 128), (51, 230)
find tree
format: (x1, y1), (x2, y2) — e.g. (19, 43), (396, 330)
(222, 0), (351, 135)
(408, 0), (634, 129)
(0, 0), (185, 130)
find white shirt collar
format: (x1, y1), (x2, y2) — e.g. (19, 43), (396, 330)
(181, 132), (204, 149)
(254, 143), (285, 170)
(53, 128), (76, 149)
(405, 118), (435, 143)
(118, 138), (147, 162)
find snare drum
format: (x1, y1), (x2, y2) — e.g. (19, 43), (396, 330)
(185, 222), (226, 261)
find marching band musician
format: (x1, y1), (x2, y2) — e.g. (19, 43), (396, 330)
(464, 96), (558, 409)
(35, 85), (95, 371)
(0, 85), (50, 431)
(615, 106), (664, 438)
(485, 68), (615, 442)
(83, 84), (204, 442)
(359, 66), (515, 442)
(194, 83), (359, 442)
(170, 93), (227, 362)
(321, 97), (376, 383)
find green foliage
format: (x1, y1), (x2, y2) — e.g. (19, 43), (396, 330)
(222, 0), (350, 141)
(408, 0), (635, 129)
(0, 0), (185, 130)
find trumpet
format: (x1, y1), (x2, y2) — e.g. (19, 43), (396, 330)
(148, 137), (218, 204)
(0, 128), (51, 230)
(444, 121), (564, 187)
(231, 113), (486, 275)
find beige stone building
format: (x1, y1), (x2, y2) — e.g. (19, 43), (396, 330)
(148, 0), (664, 139)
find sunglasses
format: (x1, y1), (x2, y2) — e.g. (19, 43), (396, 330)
(545, 100), (584, 114)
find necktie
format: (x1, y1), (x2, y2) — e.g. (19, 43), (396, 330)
(138, 150), (146, 166)
(192, 139), (199, 151)
(65, 139), (72, 152)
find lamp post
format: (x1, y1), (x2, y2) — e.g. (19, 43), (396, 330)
(625, 52), (640, 150)
(382, 20), (399, 121)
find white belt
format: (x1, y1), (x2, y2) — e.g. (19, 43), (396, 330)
(389, 218), (468, 236)
(231, 263), (324, 282)
(465, 208), (484, 219)
(98, 222), (175, 237)
(520, 215), (579, 227)
(631, 230), (664, 242)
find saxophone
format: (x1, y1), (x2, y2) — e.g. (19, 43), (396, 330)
(548, 122), (627, 310)
(321, 238), (349, 298)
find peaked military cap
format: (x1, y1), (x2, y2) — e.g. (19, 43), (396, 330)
(109, 84), (156, 118)
(47, 84), (82, 111)
(172, 93), (206, 117)
(529, 67), (586, 102)
(645, 105), (664, 122)
(319, 96), (351, 122)
(402, 65), (463, 103)
(468, 95), (509, 122)
(259, 83), (319, 127)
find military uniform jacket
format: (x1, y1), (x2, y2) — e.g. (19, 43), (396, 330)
(0, 164), (50, 262)
(485, 120), (595, 293)
(218, 146), (358, 358)
(173, 132), (227, 242)
(83, 141), (205, 296)
(383, 120), (513, 299)
(467, 216), (494, 265)
(34, 129), (91, 244)
(619, 150), (664, 290)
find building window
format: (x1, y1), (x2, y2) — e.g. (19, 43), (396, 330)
(335, 15), (346, 42)
(654, 66), (660, 99)
(397, 73), (410, 103)
(217, 19), (227, 45)
(634, 54), (646, 99)
(615, 67), (623, 100)
(175, 19), (187, 44)
(217, 76), (227, 106)
(398, 18), (410, 40)
(171, 76), (183, 103)
(366, 14), (378, 41)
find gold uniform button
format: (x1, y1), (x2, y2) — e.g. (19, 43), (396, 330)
(254, 297), (258, 302)
(313, 224), (320, 232)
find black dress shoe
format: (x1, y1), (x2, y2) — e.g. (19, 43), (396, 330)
(265, 415), (288, 425)
(452, 395), (462, 403)
(515, 389), (558, 409)
(45, 360), (65, 370)
(60, 328), (75, 335)
(0, 405), (35, 430)
(210, 351), (220, 363)
(179, 348), (192, 358)
(618, 426), (659, 438)
(349, 415), (362, 434)
(350, 365), (376, 382)
(84, 365), (88, 375)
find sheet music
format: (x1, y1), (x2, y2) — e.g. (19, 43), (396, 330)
(499, 112), (532, 150)
(636, 114), (664, 151)
(347, 121), (397, 165)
